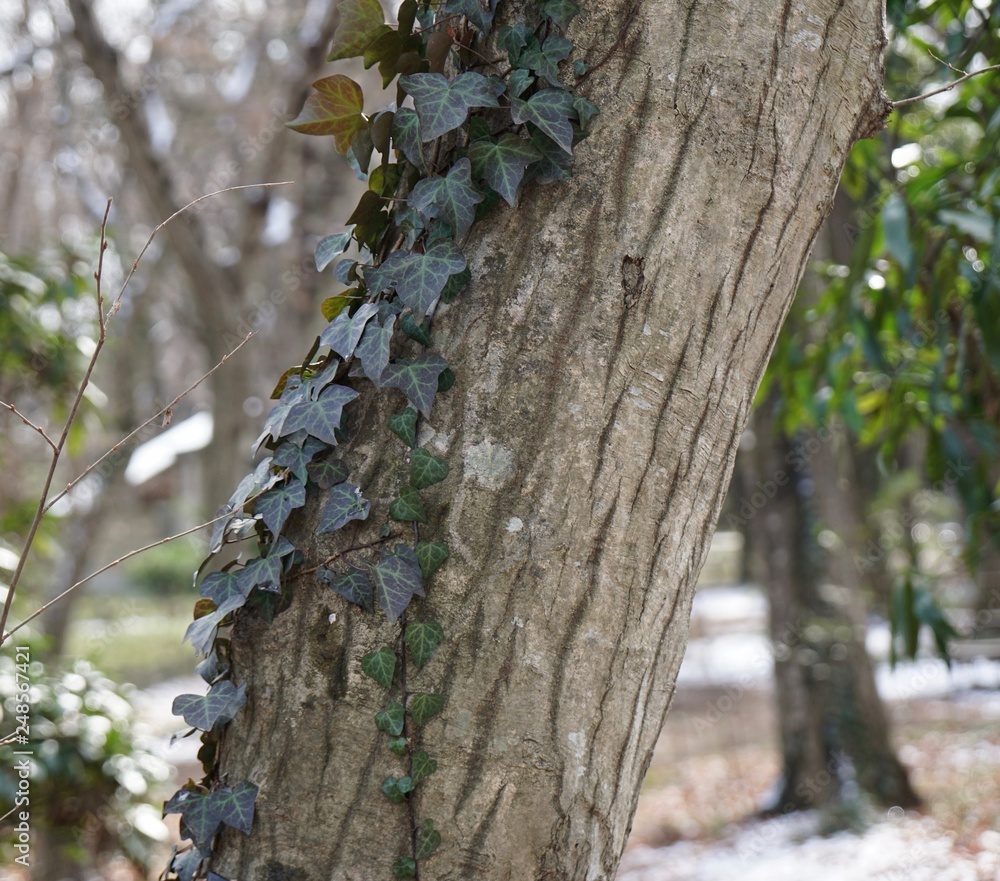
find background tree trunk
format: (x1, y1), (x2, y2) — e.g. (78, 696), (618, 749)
(212, 1), (890, 878)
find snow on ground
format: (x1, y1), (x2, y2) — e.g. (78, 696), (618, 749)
(619, 811), (999, 881)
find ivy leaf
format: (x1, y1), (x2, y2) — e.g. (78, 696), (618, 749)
(370, 545), (425, 621)
(415, 541), (449, 580)
(184, 595), (246, 656)
(528, 127), (574, 184)
(237, 550), (284, 593)
(468, 134), (543, 206)
(540, 0), (580, 29)
(327, 0), (391, 61)
(320, 302), (379, 360)
(404, 620), (444, 668)
(324, 567), (374, 612)
(401, 313), (431, 346)
(389, 485), (426, 522)
(167, 782), (258, 853)
(408, 159), (483, 240)
(573, 95), (599, 130)
(388, 736), (409, 756)
(288, 75), (367, 153)
(441, 266), (472, 303)
(497, 24), (533, 62)
(410, 448), (449, 488)
(411, 750), (437, 783)
(443, 0), (498, 32)
(347, 126), (375, 180)
(393, 857), (417, 878)
(255, 480), (307, 539)
(356, 314), (395, 385)
(317, 482), (371, 534)
(307, 457), (350, 490)
(315, 231), (353, 272)
(409, 692), (444, 727)
(282, 384), (359, 446)
(389, 407), (418, 447)
(511, 88), (576, 154)
(381, 775), (411, 803)
(199, 570), (246, 606)
(391, 107), (426, 171)
(400, 72), (501, 141)
(375, 701), (405, 736)
(273, 437), (325, 484)
(361, 647), (397, 688)
(508, 68), (534, 98)
(171, 680), (247, 731)
(381, 354), (449, 418)
(522, 34), (572, 83)
(415, 819), (441, 859)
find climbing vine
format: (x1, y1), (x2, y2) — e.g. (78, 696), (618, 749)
(162, 0), (596, 878)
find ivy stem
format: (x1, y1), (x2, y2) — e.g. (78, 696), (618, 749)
(404, 518), (422, 877)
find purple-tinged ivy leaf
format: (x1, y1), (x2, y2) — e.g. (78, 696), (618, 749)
(315, 230), (353, 272)
(390, 107), (425, 171)
(199, 570), (246, 606)
(356, 314), (395, 384)
(307, 458), (350, 489)
(254, 480), (307, 539)
(369, 544), (425, 622)
(510, 88), (576, 154)
(184, 594), (246, 656)
(317, 482), (371, 534)
(320, 302), (379, 360)
(237, 551), (284, 594)
(282, 384), (359, 446)
(408, 159), (483, 240)
(322, 566), (374, 612)
(444, 0), (498, 32)
(393, 241), (467, 316)
(381, 353), (448, 417)
(468, 133), (542, 206)
(399, 72), (501, 141)
(273, 437), (326, 484)
(168, 781), (258, 852)
(171, 680), (247, 731)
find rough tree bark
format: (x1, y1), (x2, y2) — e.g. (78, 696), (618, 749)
(212, 2), (890, 878)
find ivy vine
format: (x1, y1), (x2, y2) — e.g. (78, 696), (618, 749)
(162, 0), (596, 878)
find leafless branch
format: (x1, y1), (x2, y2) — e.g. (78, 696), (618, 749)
(0, 401), (57, 451)
(892, 56), (1000, 109)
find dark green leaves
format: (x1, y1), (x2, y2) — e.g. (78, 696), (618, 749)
(288, 75), (367, 153)
(401, 313), (431, 346)
(369, 545), (425, 621)
(415, 541), (449, 579)
(511, 88), (576, 154)
(361, 647), (397, 688)
(410, 448), (449, 488)
(199, 570), (245, 606)
(320, 302), (378, 360)
(573, 95), (599, 130)
(444, 0), (498, 32)
(172, 680), (247, 731)
(375, 701), (405, 735)
(316, 482), (371, 534)
(391, 107), (425, 171)
(393, 857), (417, 878)
(468, 134), (543, 206)
(389, 486), (426, 522)
(387, 736), (409, 756)
(409, 159), (483, 239)
(389, 407), (418, 447)
(540, 0), (580, 29)
(255, 481), (307, 538)
(400, 72), (501, 141)
(327, 0), (391, 61)
(381, 354), (449, 417)
(164, 781), (258, 853)
(404, 620), (444, 667)
(522, 35), (572, 83)
(408, 692), (444, 726)
(376, 240), (467, 317)
(411, 751), (437, 783)
(381, 775), (414, 802)
(324, 567), (374, 612)
(356, 314), (395, 384)
(282, 384), (358, 446)
(415, 819), (441, 859)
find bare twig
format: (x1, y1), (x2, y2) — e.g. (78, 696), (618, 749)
(0, 402), (57, 451)
(892, 56), (1000, 109)
(3, 491), (266, 642)
(294, 535), (398, 578)
(42, 330), (258, 516)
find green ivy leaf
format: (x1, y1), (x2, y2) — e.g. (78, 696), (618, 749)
(540, 0), (580, 30)
(573, 95), (599, 130)
(273, 437), (325, 484)
(315, 231), (353, 272)
(415, 541), (449, 580)
(199, 570), (246, 606)
(408, 692), (444, 726)
(573, 58), (588, 77)
(437, 367), (456, 393)
(392, 857), (417, 878)
(508, 68), (534, 98)
(411, 750), (437, 783)
(410, 448), (449, 488)
(391, 107), (426, 171)
(361, 647), (397, 688)
(497, 24), (533, 63)
(510, 88), (576, 154)
(356, 314), (395, 384)
(237, 550), (283, 594)
(381, 353), (449, 417)
(370, 545), (425, 621)
(389, 486), (426, 522)
(440, 267), (471, 303)
(409, 158), (484, 240)
(522, 34), (572, 83)
(529, 127), (574, 183)
(387, 736), (409, 756)
(282, 384), (359, 446)
(347, 126), (375, 179)
(288, 75), (367, 153)
(404, 620), (444, 668)
(254, 481), (307, 539)
(375, 701), (405, 736)
(327, 0), (391, 61)
(165, 781), (258, 853)
(443, 0), (498, 31)
(316, 482), (371, 534)
(468, 134), (543, 206)
(171, 680), (247, 731)
(307, 458), (350, 490)
(320, 302), (378, 360)
(323, 567), (374, 612)
(376, 240), (467, 317)
(415, 819), (441, 859)
(381, 775), (411, 803)
(400, 72), (502, 141)
(389, 407), (418, 447)
(401, 313), (431, 346)
(183, 595), (245, 656)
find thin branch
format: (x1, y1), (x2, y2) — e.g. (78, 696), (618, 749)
(293, 535), (397, 578)
(42, 330), (258, 516)
(0, 401), (57, 451)
(892, 59), (1000, 109)
(2, 492), (266, 643)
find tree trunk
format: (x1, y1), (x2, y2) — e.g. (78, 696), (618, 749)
(212, 2), (889, 878)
